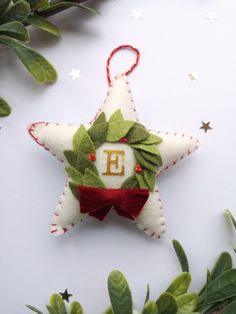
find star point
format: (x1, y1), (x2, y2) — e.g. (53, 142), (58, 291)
(188, 70), (200, 81)
(130, 9), (143, 21)
(68, 68), (81, 80)
(59, 289), (73, 302)
(200, 121), (212, 133)
(205, 12), (218, 23)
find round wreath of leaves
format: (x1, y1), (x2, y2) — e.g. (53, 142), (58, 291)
(63, 109), (163, 199)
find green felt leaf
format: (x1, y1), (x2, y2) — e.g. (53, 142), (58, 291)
(0, 21), (29, 42)
(126, 123), (149, 144)
(64, 150), (77, 168)
(88, 122), (108, 149)
(26, 305), (44, 314)
(134, 150), (157, 173)
(50, 294), (66, 314)
(0, 37), (57, 84)
(156, 292), (177, 314)
(221, 300), (236, 314)
(0, 97), (11, 117)
(143, 169), (156, 191)
(142, 133), (163, 145)
(108, 270), (133, 314)
(225, 209), (236, 229)
(73, 125), (87, 151)
(172, 240), (190, 272)
(84, 169), (105, 188)
(141, 151), (163, 167)
(166, 272), (191, 297)
(176, 293), (199, 314)
(199, 269), (236, 305)
(27, 15), (60, 36)
(46, 305), (57, 314)
(142, 301), (158, 314)
(69, 181), (79, 199)
(131, 143), (160, 156)
(79, 131), (96, 156)
(0, 0), (11, 18)
(121, 175), (138, 189)
(76, 150), (98, 175)
(106, 120), (135, 142)
(65, 166), (83, 185)
(136, 173), (149, 189)
(3, 1), (30, 22)
(93, 112), (106, 125)
(108, 109), (124, 123)
(70, 301), (83, 314)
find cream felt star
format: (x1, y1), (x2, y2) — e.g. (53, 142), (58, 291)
(28, 74), (199, 239)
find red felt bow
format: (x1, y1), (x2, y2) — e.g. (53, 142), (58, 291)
(78, 186), (149, 221)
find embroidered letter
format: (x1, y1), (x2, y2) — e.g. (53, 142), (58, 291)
(103, 150), (125, 176)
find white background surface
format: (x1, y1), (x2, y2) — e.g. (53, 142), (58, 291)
(0, 0), (236, 313)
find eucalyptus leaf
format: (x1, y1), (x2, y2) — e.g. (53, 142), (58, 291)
(108, 270), (133, 314)
(225, 209), (236, 229)
(221, 300), (236, 314)
(156, 292), (177, 314)
(103, 307), (113, 314)
(142, 300), (158, 314)
(0, 21), (29, 42)
(3, 0), (30, 22)
(144, 284), (150, 304)
(30, 0), (49, 10)
(172, 239), (189, 272)
(0, 97), (11, 117)
(70, 301), (83, 314)
(176, 293), (199, 314)
(166, 272), (191, 297)
(41, 2), (100, 16)
(46, 305), (57, 314)
(109, 109), (124, 123)
(26, 305), (44, 314)
(0, 37), (57, 84)
(0, 0), (11, 18)
(27, 15), (60, 36)
(83, 168), (105, 188)
(106, 120), (135, 142)
(50, 294), (66, 314)
(211, 252), (233, 280)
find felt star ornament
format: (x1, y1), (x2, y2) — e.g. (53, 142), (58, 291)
(28, 45), (199, 239)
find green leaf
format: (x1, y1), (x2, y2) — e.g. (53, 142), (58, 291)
(108, 270), (133, 314)
(199, 269), (236, 305)
(0, 37), (57, 84)
(0, 0), (11, 18)
(172, 240), (189, 272)
(0, 21), (29, 42)
(83, 169), (105, 188)
(156, 292), (177, 314)
(126, 123), (149, 144)
(221, 300), (236, 314)
(140, 151), (162, 167)
(176, 293), (199, 314)
(134, 150), (158, 173)
(106, 121), (135, 142)
(166, 272), (191, 297)
(76, 150), (98, 175)
(65, 166), (83, 185)
(69, 181), (79, 199)
(3, 1), (30, 22)
(88, 122), (108, 149)
(0, 97), (11, 117)
(103, 308), (113, 314)
(211, 252), (233, 280)
(121, 175), (138, 189)
(225, 209), (236, 229)
(131, 143), (160, 156)
(26, 305), (44, 314)
(93, 112), (106, 125)
(50, 294), (66, 314)
(136, 173), (149, 189)
(79, 131), (96, 156)
(27, 15), (60, 36)
(142, 301), (158, 314)
(46, 305), (57, 314)
(143, 169), (156, 191)
(73, 125), (87, 151)
(142, 134), (163, 145)
(41, 2), (100, 16)
(64, 150), (77, 168)
(144, 284), (150, 304)
(108, 109), (124, 123)
(70, 301), (83, 314)
(30, 0), (49, 10)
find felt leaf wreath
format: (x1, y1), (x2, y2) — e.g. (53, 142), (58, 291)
(64, 109), (163, 197)
(26, 225), (236, 314)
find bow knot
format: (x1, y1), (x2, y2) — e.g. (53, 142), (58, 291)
(78, 186), (149, 221)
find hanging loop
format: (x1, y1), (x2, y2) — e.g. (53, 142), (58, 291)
(106, 45), (140, 85)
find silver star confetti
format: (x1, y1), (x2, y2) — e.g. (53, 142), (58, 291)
(188, 70), (200, 81)
(68, 68), (82, 80)
(130, 9), (143, 21)
(205, 12), (218, 23)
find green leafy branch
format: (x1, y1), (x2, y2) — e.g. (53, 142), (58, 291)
(26, 235), (236, 314)
(0, 0), (99, 117)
